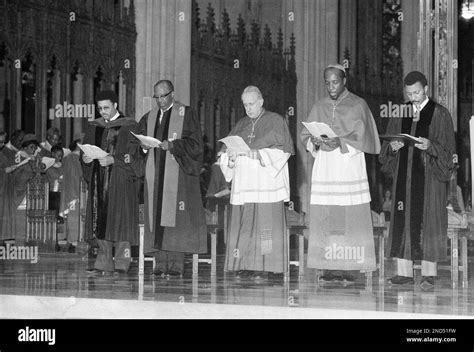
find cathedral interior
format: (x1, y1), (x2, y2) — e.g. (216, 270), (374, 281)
(1, 0), (474, 334)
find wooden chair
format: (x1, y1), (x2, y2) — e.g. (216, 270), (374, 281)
(372, 211), (389, 283)
(26, 174), (57, 251)
(193, 197), (229, 277)
(284, 207), (306, 282)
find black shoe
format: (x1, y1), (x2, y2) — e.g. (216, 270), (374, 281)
(388, 275), (414, 285)
(114, 269), (128, 275)
(420, 276), (435, 290)
(235, 270), (250, 279)
(167, 271), (183, 277)
(249, 271), (268, 281)
(86, 268), (113, 276)
(151, 270), (166, 278)
(318, 273), (343, 284)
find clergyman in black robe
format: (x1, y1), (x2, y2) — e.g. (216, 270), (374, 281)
(379, 71), (456, 289)
(82, 90), (141, 275)
(137, 80), (207, 277)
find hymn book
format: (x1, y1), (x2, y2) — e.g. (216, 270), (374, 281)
(130, 131), (162, 148)
(302, 122), (338, 139)
(379, 134), (423, 146)
(41, 157), (56, 170)
(218, 136), (251, 154)
(77, 144), (109, 159)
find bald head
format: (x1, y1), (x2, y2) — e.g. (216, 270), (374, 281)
(241, 86), (264, 119)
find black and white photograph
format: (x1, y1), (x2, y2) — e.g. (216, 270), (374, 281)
(0, 0), (473, 348)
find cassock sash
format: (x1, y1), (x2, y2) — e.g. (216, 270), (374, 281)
(146, 102), (185, 231)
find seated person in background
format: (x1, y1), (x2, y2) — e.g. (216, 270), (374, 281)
(46, 145), (64, 212)
(39, 127), (70, 158)
(1, 134), (40, 242)
(60, 132), (85, 251)
(382, 189), (392, 221)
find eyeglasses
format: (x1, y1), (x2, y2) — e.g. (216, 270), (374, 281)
(153, 91), (173, 100)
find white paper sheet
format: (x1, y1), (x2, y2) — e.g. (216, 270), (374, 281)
(130, 131), (162, 148)
(302, 121), (338, 138)
(41, 157), (56, 170)
(218, 135), (251, 153)
(77, 144), (109, 159)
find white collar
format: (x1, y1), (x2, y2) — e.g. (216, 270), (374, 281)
(413, 97), (429, 113)
(6, 141), (19, 152)
(109, 111), (120, 122)
(161, 103), (174, 115)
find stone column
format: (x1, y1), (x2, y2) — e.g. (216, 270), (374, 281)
(339, 0), (357, 66)
(401, 0), (420, 76)
(135, 0), (192, 120)
(294, 0), (339, 214)
(51, 70), (61, 130)
(72, 72), (84, 137)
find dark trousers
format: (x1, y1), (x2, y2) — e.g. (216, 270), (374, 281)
(154, 250), (185, 274)
(94, 239), (131, 272)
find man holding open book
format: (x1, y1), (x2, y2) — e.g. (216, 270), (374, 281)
(82, 90), (141, 276)
(379, 71), (456, 289)
(219, 86), (294, 280)
(301, 64), (380, 285)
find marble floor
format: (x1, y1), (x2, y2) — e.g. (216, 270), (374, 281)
(0, 249), (473, 319)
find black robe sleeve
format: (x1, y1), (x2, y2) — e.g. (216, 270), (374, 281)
(378, 118), (401, 178)
(424, 105), (456, 182)
(169, 107), (203, 177)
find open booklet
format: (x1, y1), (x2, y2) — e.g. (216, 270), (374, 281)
(302, 121), (338, 139)
(41, 157), (56, 171)
(77, 144), (109, 159)
(130, 131), (162, 148)
(218, 135), (251, 154)
(379, 134), (423, 146)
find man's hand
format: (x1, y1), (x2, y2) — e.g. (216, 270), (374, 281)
(414, 137), (431, 151)
(390, 141), (404, 152)
(82, 154), (93, 164)
(140, 143), (152, 151)
(320, 137), (341, 151)
(98, 155), (114, 167)
(5, 164), (18, 174)
(160, 140), (169, 151)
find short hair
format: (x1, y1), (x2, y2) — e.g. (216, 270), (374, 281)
(242, 86), (263, 99)
(51, 145), (64, 155)
(0, 131), (6, 138)
(46, 127), (60, 138)
(404, 71), (428, 87)
(95, 90), (118, 103)
(11, 129), (25, 141)
(154, 80), (174, 92)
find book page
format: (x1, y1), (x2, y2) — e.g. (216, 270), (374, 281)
(130, 131), (162, 148)
(218, 136), (251, 153)
(302, 122), (338, 138)
(77, 144), (109, 159)
(41, 157), (56, 170)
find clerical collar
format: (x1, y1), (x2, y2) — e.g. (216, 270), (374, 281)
(413, 97), (429, 113)
(6, 141), (19, 152)
(105, 111), (120, 123)
(161, 103), (174, 115)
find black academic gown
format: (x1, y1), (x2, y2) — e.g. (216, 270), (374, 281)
(81, 115), (141, 245)
(380, 100), (456, 262)
(137, 105), (208, 254)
